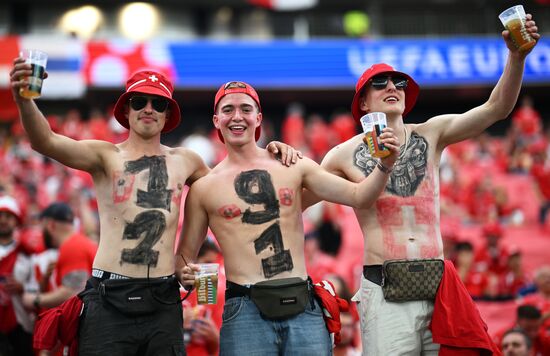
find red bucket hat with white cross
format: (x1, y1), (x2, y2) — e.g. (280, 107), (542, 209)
(213, 81), (262, 143)
(351, 63), (419, 122)
(113, 70), (181, 133)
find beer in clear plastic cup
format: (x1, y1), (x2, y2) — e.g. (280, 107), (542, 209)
(499, 5), (536, 52)
(19, 49), (48, 99)
(360, 112), (390, 158)
(195, 263), (219, 304)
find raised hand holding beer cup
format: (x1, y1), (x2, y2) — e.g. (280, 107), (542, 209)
(360, 112), (400, 171)
(10, 49), (49, 101)
(499, 5), (540, 54)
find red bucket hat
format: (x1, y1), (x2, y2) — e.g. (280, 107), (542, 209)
(113, 70), (181, 133)
(213, 81), (262, 143)
(351, 63), (419, 122)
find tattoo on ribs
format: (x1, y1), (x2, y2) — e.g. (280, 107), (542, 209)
(119, 155), (173, 267)
(234, 170), (293, 278)
(353, 131), (428, 197)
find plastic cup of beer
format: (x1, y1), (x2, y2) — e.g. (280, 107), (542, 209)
(195, 263), (219, 305)
(498, 5), (536, 52)
(19, 49), (48, 99)
(360, 112), (390, 158)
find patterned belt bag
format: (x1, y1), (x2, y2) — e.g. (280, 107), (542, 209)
(381, 259), (444, 302)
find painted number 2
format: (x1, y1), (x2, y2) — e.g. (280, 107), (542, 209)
(235, 170), (293, 278)
(121, 156), (172, 267)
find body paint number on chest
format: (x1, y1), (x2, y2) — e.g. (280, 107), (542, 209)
(234, 170), (293, 278)
(120, 156), (172, 267)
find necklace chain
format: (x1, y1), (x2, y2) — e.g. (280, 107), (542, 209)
(399, 125), (409, 159)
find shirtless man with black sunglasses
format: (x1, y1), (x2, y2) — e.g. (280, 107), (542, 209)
(10, 61), (299, 356)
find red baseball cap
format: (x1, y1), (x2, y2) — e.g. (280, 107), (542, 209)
(0, 195), (22, 224)
(351, 63), (419, 122)
(113, 70), (181, 133)
(482, 222), (503, 238)
(213, 81), (262, 143)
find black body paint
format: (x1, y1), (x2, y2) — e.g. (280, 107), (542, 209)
(234, 170), (280, 224)
(254, 222), (293, 278)
(120, 155), (172, 267)
(234, 169), (293, 278)
(121, 210), (166, 266)
(124, 156), (172, 211)
(354, 131), (429, 197)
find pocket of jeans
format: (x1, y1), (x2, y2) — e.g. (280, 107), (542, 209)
(303, 299), (322, 317)
(222, 297), (244, 323)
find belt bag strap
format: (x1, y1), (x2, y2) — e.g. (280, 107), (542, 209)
(382, 259), (444, 302)
(250, 277), (309, 320)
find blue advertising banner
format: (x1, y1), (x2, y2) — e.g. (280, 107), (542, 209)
(170, 37), (550, 88)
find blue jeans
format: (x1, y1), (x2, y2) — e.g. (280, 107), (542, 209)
(220, 296), (332, 356)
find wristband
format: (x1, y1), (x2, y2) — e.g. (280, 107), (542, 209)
(33, 293), (41, 309)
(376, 161), (393, 174)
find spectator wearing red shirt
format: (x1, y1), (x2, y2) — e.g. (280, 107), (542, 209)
(183, 238), (224, 356)
(475, 222), (510, 275)
(22, 202), (97, 311)
(520, 266), (550, 332)
(0, 195), (33, 356)
(512, 96), (542, 143)
(498, 247), (530, 299)
(528, 139), (550, 227)
(454, 241), (491, 299)
(494, 305), (550, 356)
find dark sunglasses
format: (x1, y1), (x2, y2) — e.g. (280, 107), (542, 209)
(224, 81), (247, 90)
(370, 76), (408, 90)
(129, 96), (169, 113)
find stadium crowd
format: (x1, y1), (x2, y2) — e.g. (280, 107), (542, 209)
(0, 94), (549, 355)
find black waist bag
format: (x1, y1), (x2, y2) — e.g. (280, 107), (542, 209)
(382, 259), (444, 302)
(98, 277), (177, 316)
(250, 277), (309, 320)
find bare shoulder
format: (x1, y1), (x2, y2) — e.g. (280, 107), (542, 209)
(166, 146), (202, 161)
(321, 134), (362, 169)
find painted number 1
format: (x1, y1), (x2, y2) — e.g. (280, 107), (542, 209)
(121, 156), (172, 267)
(235, 170), (293, 278)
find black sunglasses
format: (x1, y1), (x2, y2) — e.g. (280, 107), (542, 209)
(129, 96), (169, 113)
(224, 81), (247, 90)
(370, 76), (408, 90)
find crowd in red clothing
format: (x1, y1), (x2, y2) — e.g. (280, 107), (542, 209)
(0, 95), (548, 354)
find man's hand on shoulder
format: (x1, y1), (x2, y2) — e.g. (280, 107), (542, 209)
(266, 141), (303, 167)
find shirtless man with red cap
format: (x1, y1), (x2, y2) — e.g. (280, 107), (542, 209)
(176, 81), (399, 355)
(9, 63), (298, 355)
(304, 13), (541, 355)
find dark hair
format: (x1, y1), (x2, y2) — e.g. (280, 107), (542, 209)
(517, 305), (541, 320)
(455, 241), (473, 252)
(197, 237), (220, 259)
(502, 327), (532, 349)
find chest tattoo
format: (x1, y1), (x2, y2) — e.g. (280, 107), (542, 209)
(353, 131), (429, 197)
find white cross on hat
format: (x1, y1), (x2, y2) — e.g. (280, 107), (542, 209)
(149, 75), (158, 82)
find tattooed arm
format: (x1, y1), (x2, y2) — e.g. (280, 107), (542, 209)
(175, 182), (209, 288)
(23, 270), (88, 309)
(301, 127), (398, 209)
(434, 14), (539, 149)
